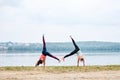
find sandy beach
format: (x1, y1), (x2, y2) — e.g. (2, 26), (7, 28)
(0, 66), (120, 80)
(0, 70), (120, 80)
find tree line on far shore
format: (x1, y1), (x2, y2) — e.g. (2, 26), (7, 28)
(0, 41), (120, 53)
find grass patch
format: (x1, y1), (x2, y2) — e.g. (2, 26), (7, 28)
(0, 65), (120, 73)
(0, 66), (33, 71)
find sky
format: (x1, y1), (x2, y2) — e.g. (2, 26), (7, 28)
(0, 0), (120, 43)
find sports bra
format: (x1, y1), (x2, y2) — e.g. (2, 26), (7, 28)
(40, 54), (46, 60)
(76, 51), (81, 55)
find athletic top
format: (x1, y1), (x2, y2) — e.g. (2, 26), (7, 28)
(40, 54), (46, 60)
(76, 51), (81, 55)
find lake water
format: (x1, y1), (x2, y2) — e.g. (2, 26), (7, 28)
(0, 52), (120, 66)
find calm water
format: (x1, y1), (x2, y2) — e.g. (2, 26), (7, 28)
(0, 52), (120, 66)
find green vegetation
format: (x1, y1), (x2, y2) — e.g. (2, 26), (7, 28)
(0, 65), (120, 73)
(0, 41), (120, 53)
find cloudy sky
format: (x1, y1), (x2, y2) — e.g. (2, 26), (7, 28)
(0, 0), (120, 43)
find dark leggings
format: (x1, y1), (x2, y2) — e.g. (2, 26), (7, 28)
(64, 48), (79, 58)
(64, 37), (80, 58)
(42, 50), (59, 61)
(42, 35), (59, 61)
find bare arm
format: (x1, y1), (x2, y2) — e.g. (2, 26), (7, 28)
(43, 60), (46, 68)
(83, 59), (85, 66)
(77, 58), (80, 67)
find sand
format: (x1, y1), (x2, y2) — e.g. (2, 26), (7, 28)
(0, 70), (120, 80)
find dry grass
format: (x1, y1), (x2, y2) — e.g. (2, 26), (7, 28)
(0, 65), (120, 72)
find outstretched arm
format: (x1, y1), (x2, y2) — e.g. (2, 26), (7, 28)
(43, 60), (46, 68)
(43, 35), (46, 48)
(77, 58), (80, 67)
(83, 59), (85, 66)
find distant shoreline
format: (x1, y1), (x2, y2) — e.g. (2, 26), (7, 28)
(0, 41), (120, 53)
